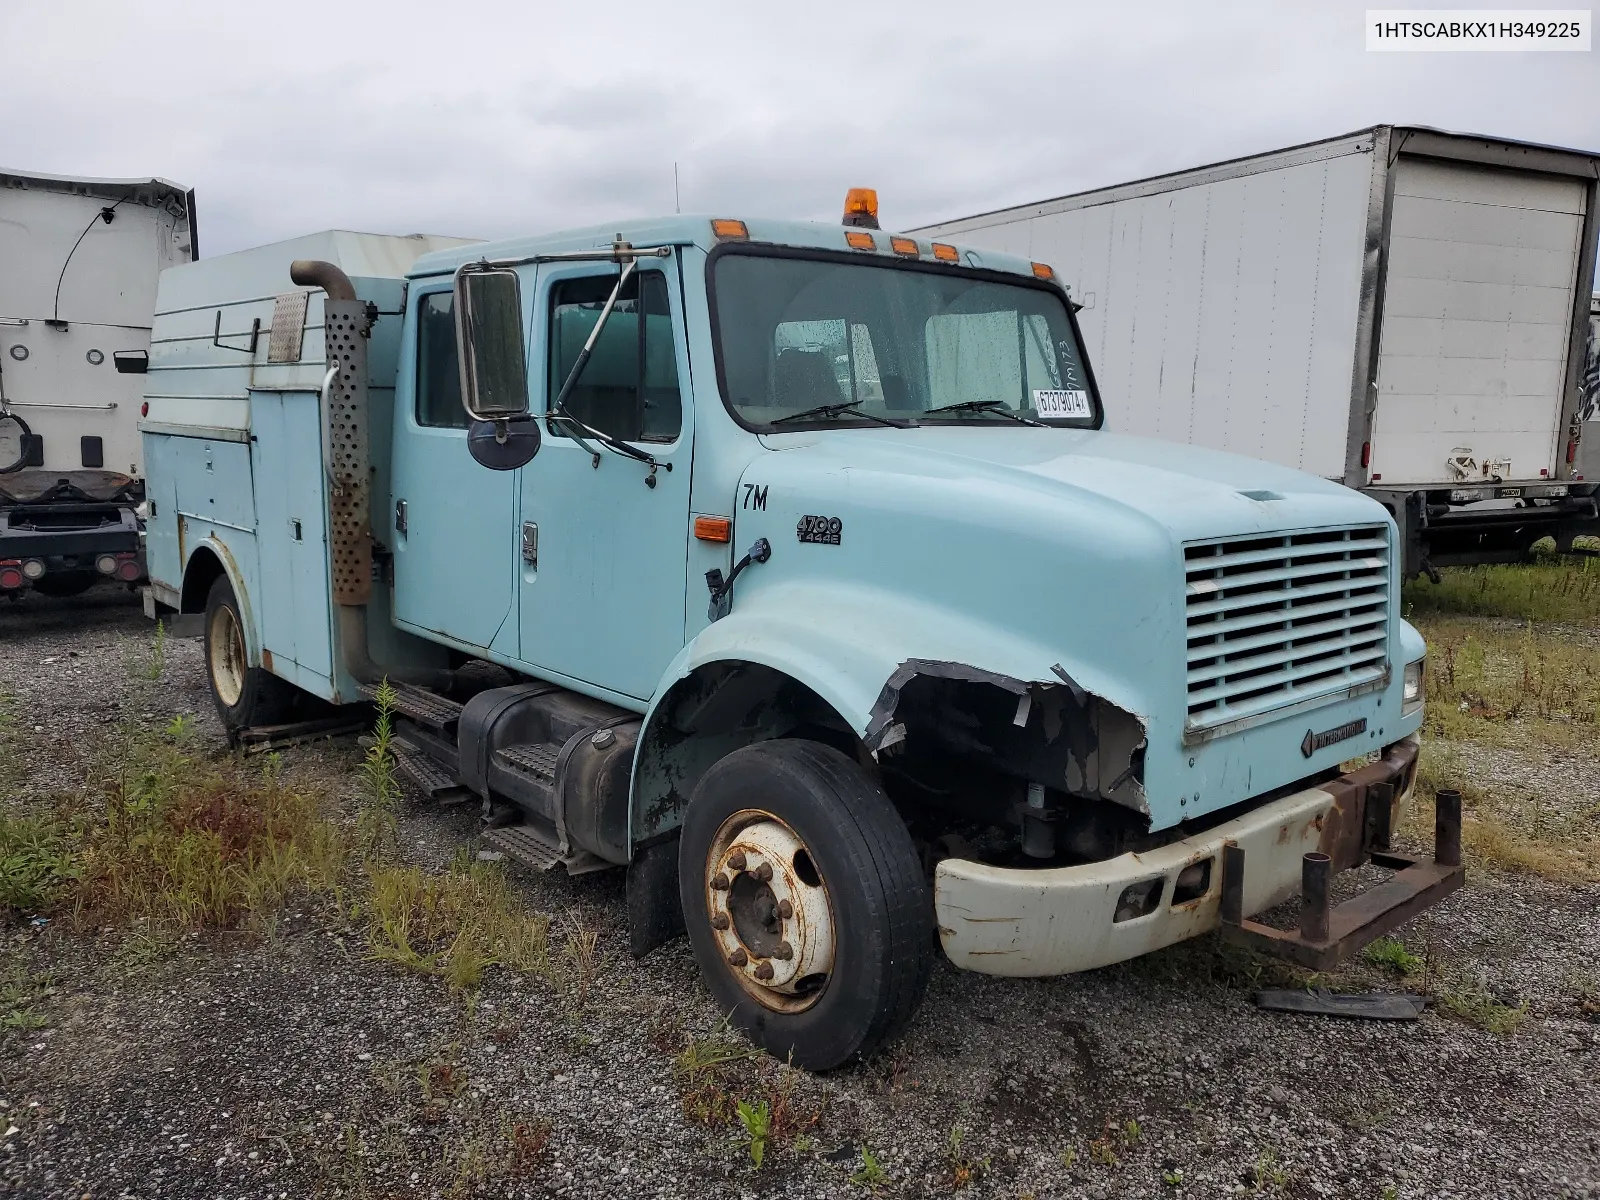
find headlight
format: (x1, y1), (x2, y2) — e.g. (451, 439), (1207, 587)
(1402, 658), (1424, 716)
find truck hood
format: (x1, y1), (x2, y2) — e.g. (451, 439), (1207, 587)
(758, 425), (1384, 541)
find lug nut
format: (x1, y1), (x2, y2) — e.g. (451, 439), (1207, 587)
(753, 862), (773, 882)
(729, 948), (748, 967)
(776, 899), (793, 919)
(711, 913), (730, 930)
(753, 961), (775, 981)
(710, 872), (730, 891)
(728, 851), (747, 872)
(774, 941), (793, 961)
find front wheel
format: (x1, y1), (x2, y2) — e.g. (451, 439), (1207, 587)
(678, 739), (932, 1070)
(204, 575), (296, 731)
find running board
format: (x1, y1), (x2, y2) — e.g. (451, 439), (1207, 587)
(362, 681), (463, 733)
(483, 821), (614, 877)
(392, 737), (469, 800)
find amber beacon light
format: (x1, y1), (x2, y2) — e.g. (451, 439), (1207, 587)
(842, 188), (880, 230)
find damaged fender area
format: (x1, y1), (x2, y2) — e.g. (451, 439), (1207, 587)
(629, 589), (1156, 855)
(863, 658), (1149, 818)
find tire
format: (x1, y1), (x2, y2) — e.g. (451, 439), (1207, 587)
(204, 575), (296, 731)
(678, 739), (932, 1070)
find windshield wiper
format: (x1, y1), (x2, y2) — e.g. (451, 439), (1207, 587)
(770, 402), (914, 429)
(924, 399), (1048, 427)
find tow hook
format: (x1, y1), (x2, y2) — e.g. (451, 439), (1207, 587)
(705, 538), (771, 621)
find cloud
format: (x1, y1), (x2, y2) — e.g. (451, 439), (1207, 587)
(2, 0), (1595, 255)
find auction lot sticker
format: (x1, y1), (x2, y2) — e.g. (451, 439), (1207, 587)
(1034, 390), (1092, 419)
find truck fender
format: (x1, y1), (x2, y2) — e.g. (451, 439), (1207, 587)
(628, 583), (1152, 849)
(178, 534), (260, 667)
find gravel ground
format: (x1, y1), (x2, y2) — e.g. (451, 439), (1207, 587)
(1, 589), (1597, 1200)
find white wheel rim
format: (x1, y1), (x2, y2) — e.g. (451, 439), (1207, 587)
(209, 604), (246, 708)
(704, 809), (835, 1013)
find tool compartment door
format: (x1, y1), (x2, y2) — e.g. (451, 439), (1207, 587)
(1370, 158), (1586, 485)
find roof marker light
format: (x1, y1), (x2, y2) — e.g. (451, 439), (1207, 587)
(842, 188), (880, 230)
(711, 219), (748, 241)
(890, 236), (920, 257)
(931, 243), (959, 262)
(845, 230), (877, 251)
(1031, 262), (1055, 280)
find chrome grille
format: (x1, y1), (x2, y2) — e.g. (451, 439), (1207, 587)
(1184, 526), (1390, 736)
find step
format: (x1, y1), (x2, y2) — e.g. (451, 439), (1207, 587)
(493, 741), (561, 783)
(482, 822), (613, 876)
(391, 738), (465, 799)
(363, 682), (463, 732)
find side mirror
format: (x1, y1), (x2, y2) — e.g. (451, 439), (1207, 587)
(467, 416), (541, 471)
(455, 266), (529, 420)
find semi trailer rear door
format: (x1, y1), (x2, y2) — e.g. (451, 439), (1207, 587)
(1370, 158), (1586, 486)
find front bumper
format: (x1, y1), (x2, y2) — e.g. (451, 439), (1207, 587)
(935, 736), (1445, 977)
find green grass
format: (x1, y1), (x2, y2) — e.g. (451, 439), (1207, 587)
(0, 813), (78, 913)
(1363, 937), (1424, 976)
(1405, 556), (1600, 626)
(362, 858), (552, 990)
(1433, 975), (1529, 1035)
(1410, 616), (1600, 749)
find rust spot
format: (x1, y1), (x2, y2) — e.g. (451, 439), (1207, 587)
(1276, 823), (1293, 845)
(177, 514), (187, 560)
(261, 648), (274, 672)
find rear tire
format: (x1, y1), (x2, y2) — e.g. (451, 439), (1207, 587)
(678, 739), (932, 1070)
(204, 575), (295, 731)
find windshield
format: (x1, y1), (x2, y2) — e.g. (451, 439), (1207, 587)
(711, 250), (1097, 431)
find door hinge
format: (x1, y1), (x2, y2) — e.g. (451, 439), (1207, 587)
(522, 521), (538, 567)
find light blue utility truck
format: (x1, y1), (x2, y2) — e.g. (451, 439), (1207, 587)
(141, 197), (1459, 1069)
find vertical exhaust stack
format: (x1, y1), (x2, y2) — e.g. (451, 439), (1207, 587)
(290, 260), (371, 606)
(289, 259), (452, 692)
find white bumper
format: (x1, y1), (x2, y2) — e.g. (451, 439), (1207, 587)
(934, 744), (1418, 977)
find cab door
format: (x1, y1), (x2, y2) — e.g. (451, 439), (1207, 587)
(516, 256), (694, 702)
(391, 280), (519, 651)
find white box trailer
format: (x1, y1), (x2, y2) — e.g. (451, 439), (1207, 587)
(0, 170), (195, 596)
(913, 127), (1600, 577)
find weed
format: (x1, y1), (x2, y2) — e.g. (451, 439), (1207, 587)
(1249, 1147), (1293, 1192)
(1363, 937), (1423, 976)
(1413, 616), (1600, 750)
(0, 813), (78, 913)
(363, 859), (552, 989)
(144, 620), (167, 682)
(73, 721), (345, 930)
(735, 1097), (771, 1169)
(1381, 1186), (1398, 1200)
(358, 679), (401, 859)
(1434, 974), (1529, 1035)
(946, 1124), (986, 1189)
(1163, 1168), (1185, 1186)
(1123, 1118), (1142, 1145)
(562, 920), (600, 1006)
(850, 1146), (890, 1191)
(1405, 557), (1600, 626)
(508, 1117), (552, 1176)
(1402, 763), (1599, 885)
(1088, 1130), (1120, 1168)
(0, 689), (17, 788)
(1060, 1145), (1078, 1170)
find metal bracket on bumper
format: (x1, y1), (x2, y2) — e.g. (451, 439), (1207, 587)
(1218, 782), (1464, 971)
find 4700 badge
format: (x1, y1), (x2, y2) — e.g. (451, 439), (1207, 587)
(797, 515), (843, 545)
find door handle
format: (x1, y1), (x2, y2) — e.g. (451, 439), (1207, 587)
(522, 521), (538, 567)
(395, 499), (408, 535)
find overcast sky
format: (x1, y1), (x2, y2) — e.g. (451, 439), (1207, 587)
(2, 0), (1596, 257)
